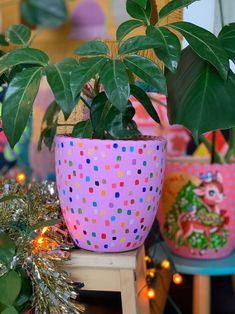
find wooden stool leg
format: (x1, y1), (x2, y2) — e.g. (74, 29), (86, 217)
(193, 275), (211, 314)
(120, 269), (137, 314)
(136, 246), (151, 314)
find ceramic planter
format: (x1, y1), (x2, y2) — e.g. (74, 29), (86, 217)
(55, 135), (167, 252)
(158, 159), (235, 259)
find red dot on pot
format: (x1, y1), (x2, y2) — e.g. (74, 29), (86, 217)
(89, 187), (94, 193)
(101, 233), (106, 239)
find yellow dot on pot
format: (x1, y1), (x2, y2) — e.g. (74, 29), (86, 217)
(118, 171), (123, 178)
(75, 182), (80, 188)
(64, 180), (68, 186)
(121, 222), (126, 228)
(147, 149), (152, 155)
(67, 149), (72, 155)
(88, 149), (93, 155)
(156, 171), (159, 177)
(101, 190), (106, 197)
(147, 195), (151, 201)
(77, 233), (83, 240)
(120, 236), (126, 243)
(78, 143), (83, 148)
(100, 210), (106, 216)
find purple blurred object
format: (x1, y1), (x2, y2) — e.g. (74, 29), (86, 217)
(69, 0), (110, 39)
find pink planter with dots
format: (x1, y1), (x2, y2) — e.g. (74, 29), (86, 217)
(55, 135), (167, 252)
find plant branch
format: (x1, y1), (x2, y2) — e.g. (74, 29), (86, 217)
(200, 135), (225, 164)
(218, 0), (225, 28)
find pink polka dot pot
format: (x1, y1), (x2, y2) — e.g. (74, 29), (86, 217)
(55, 135), (167, 252)
(158, 160), (235, 259)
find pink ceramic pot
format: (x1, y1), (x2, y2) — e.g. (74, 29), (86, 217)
(55, 135), (167, 252)
(158, 159), (235, 259)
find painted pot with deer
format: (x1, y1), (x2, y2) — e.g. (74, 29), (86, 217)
(158, 159), (235, 259)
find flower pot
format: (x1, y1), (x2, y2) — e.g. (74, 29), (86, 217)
(55, 135), (167, 252)
(158, 158), (235, 259)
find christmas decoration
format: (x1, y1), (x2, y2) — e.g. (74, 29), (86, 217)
(0, 180), (85, 314)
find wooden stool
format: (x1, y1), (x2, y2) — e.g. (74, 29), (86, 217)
(64, 245), (150, 314)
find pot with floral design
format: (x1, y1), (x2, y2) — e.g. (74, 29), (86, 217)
(55, 135), (167, 252)
(158, 158), (235, 259)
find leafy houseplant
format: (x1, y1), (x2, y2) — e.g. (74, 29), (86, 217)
(1, 0), (235, 252)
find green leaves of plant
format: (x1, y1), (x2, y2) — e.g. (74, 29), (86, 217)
(146, 25), (181, 72)
(0, 234), (16, 266)
(2, 67), (42, 148)
(159, 0), (199, 21)
(72, 120), (93, 138)
(0, 271), (21, 306)
(75, 41), (109, 56)
(6, 25), (31, 46)
(166, 47), (235, 141)
(70, 57), (107, 98)
(132, 0), (148, 8)
(130, 84), (160, 123)
(1, 306), (18, 314)
(0, 48), (49, 76)
(21, 0), (68, 28)
(46, 58), (79, 119)
(116, 20), (144, 42)
(218, 23), (235, 63)
(168, 22), (229, 79)
(124, 54), (167, 94)
(100, 59), (130, 112)
(118, 35), (161, 55)
(126, 0), (152, 24)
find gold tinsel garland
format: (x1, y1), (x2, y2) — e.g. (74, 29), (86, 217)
(0, 180), (85, 314)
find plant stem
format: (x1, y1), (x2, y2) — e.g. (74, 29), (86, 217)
(218, 0), (225, 28)
(200, 135), (225, 164)
(224, 127), (235, 162)
(211, 131), (216, 164)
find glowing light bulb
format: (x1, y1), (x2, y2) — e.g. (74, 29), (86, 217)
(37, 237), (44, 245)
(161, 259), (171, 270)
(173, 273), (183, 285)
(16, 172), (26, 184)
(147, 288), (156, 300)
(145, 256), (152, 263)
(41, 227), (49, 235)
(148, 268), (156, 278)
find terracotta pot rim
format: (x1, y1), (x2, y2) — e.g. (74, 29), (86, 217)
(55, 134), (167, 144)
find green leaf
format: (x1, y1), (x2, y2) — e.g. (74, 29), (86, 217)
(130, 84), (160, 123)
(100, 59), (130, 112)
(118, 35), (162, 55)
(116, 20), (144, 42)
(132, 0), (148, 9)
(126, 0), (152, 24)
(30, 219), (61, 232)
(14, 269), (32, 311)
(75, 41), (109, 56)
(0, 48), (49, 76)
(6, 25), (31, 46)
(146, 25), (181, 72)
(90, 92), (109, 138)
(2, 67), (42, 148)
(70, 57), (107, 98)
(46, 58), (78, 119)
(124, 54), (167, 94)
(0, 233), (16, 265)
(21, 0), (68, 28)
(0, 271), (21, 305)
(167, 21), (229, 80)
(218, 23), (235, 63)
(38, 125), (57, 151)
(166, 47), (235, 141)
(1, 306), (18, 314)
(72, 120), (93, 138)
(42, 101), (61, 127)
(159, 0), (199, 20)
(0, 35), (9, 47)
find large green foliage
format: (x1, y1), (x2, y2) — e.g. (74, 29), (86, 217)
(0, 1), (234, 150)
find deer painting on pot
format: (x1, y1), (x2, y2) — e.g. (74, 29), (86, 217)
(158, 162), (234, 259)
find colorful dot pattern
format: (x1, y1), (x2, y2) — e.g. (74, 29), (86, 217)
(55, 136), (167, 252)
(158, 161), (235, 260)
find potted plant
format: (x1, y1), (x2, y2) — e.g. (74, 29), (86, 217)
(158, 1), (235, 259)
(0, 0), (234, 253)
